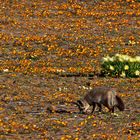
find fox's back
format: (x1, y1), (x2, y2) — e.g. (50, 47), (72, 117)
(84, 87), (117, 105)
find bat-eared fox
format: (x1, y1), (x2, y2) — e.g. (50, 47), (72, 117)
(75, 86), (125, 114)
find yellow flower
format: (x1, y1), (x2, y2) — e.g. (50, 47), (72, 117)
(135, 56), (140, 62)
(102, 56), (110, 62)
(135, 70), (140, 76)
(129, 58), (135, 62)
(124, 65), (129, 70)
(120, 71), (126, 78)
(118, 57), (123, 62)
(109, 65), (114, 71)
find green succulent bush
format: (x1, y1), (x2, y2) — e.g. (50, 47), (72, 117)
(101, 54), (140, 78)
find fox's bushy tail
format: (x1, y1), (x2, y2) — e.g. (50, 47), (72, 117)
(116, 95), (125, 111)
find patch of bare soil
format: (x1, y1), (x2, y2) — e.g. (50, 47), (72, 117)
(0, 73), (140, 139)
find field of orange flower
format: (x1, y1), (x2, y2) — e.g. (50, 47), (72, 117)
(0, 0), (140, 139)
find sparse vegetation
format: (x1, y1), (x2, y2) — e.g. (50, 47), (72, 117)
(101, 54), (140, 77)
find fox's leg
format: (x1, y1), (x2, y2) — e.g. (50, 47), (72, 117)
(111, 107), (115, 113)
(108, 107), (114, 113)
(97, 103), (102, 112)
(91, 103), (96, 114)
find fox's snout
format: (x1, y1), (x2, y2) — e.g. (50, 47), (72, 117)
(76, 100), (90, 113)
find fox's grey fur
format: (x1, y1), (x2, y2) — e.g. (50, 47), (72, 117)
(76, 86), (125, 114)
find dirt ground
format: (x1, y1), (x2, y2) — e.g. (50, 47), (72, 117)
(0, 73), (140, 139)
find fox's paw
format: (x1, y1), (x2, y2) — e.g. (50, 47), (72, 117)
(111, 112), (119, 117)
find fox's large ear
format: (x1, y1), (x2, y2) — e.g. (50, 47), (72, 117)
(77, 100), (83, 107)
